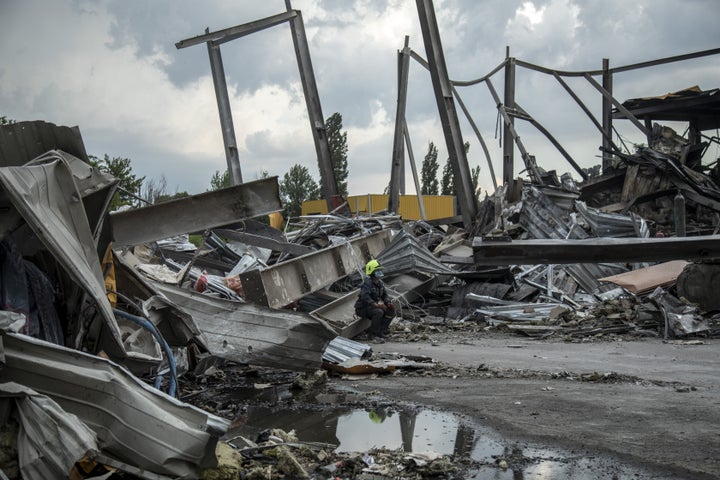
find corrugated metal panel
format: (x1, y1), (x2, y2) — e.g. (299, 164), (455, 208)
(0, 332), (229, 478)
(1, 382), (98, 480)
(0, 121), (89, 166)
(322, 336), (372, 364)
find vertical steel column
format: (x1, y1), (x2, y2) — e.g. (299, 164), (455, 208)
(601, 58), (613, 172)
(416, 0), (477, 228)
(503, 48), (516, 186)
(389, 36), (412, 213)
(207, 35), (243, 185)
(285, 3), (339, 209)
(403, 120), (427, 221)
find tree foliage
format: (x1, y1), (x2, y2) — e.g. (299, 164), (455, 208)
(209, 169), (231, 191)
(440, 142), (470, 196)
(89, 154), (144, 210)
(471, 165), (481, 198)
(0, 115), (15, 125)
(325, 112), (348, 196)
(440, 157), (453, 195)
(421, 142), (439, 195)
(280, 164), (320, 218)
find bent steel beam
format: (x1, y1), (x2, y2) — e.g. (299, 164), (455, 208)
(416, 0), (477, 228)
(111, 177), (282, 247)
(389, 36), (411, 213)
(241, 229), (392, 309)
(473, 235), (720, 265)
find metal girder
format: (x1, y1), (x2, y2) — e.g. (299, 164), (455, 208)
(111, 177), (281, 247)
(415, 0), (477, 228)
(389, 36), (411, 213)
(213, 228), (314, 257)
(286, 5), (340, 207)
(503, 54), (516, 186)
(150, 282), (336, 372)
(207, 38), (243, 184)
(241, 229), (392, 309)
(175, 11), (298, 49)
(472, 235), (720, 265)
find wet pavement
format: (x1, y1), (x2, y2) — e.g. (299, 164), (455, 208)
(202, 376), (700, 479)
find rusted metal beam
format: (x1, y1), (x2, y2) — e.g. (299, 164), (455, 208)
(473, 235), (720, 265)
(175, 11), (297, 49)
(286, 4), (340, 208)
(415, 0), (477, 228)
(111, 177), (282, 247)
(389, 36), (411, 213)
(241, 229), (392, 308)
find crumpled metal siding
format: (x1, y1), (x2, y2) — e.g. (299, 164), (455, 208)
(0, 382), (98, 480)
(0, 121), (89, 167)
(0, 332), (229, 478)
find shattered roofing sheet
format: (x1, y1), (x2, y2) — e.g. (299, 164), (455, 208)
(376, 229), (455, 275)
(0, 121), (89, 166)
(0, 156), (125, 358)
(616, 86), (720, 130)
(0, 332), (228, 478)
(599, 260), (689, 294)
(151, 282), (337, 371)
(0, 382), (98, 480)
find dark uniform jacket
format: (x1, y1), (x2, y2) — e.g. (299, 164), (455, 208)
(354, 277), (389, 311)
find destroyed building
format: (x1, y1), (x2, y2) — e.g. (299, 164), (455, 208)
(0, 1), (719, 478)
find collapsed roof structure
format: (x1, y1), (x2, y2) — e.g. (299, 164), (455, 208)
(0, 0), (719, 477)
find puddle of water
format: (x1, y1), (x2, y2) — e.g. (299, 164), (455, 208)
(224, 405), (694, 480)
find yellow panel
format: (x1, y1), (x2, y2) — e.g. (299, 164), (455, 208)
(302, 194), (455, 220)
(301, 199), (328, 216)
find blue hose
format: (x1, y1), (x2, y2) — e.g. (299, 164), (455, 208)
(113, 309), (178, 397)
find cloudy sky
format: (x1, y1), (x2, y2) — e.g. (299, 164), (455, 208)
(1, 0), (719, 197)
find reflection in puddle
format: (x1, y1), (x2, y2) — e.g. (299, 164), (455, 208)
(225, 405), (688, 479)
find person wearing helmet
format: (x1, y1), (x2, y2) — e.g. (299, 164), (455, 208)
(354, 259), (396, 343)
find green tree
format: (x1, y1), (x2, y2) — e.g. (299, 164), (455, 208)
(0, 115), (15, 125)
(420, 142), (439, 195)
(440, 141), (470, 196)
(440, 157), (453, 195)
(89, 154), (144, 210)
(325, 112), (348, 196)
(209, 169), (231, 191)
(280, 164), (320, 218)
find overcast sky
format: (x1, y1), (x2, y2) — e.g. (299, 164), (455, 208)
(1, 0), (719, 197)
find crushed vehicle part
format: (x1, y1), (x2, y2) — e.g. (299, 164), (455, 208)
(676, 261), (720, 311)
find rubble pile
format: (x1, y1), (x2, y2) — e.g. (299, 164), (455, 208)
(1, 108), (719, 478)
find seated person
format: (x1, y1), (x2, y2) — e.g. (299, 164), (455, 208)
(354, 259), (396, 343)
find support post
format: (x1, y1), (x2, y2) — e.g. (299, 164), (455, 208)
(389, 36), (411, 213)
(207, 36), (243, 185)
(503, 48), (516, 186)
(403, 120), (427, 221)
(416, 0), (477, 228)
(286, 3), (340, 211)
(601, 58), (613, 172)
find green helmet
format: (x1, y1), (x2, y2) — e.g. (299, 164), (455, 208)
(365, 259), (382, 276)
